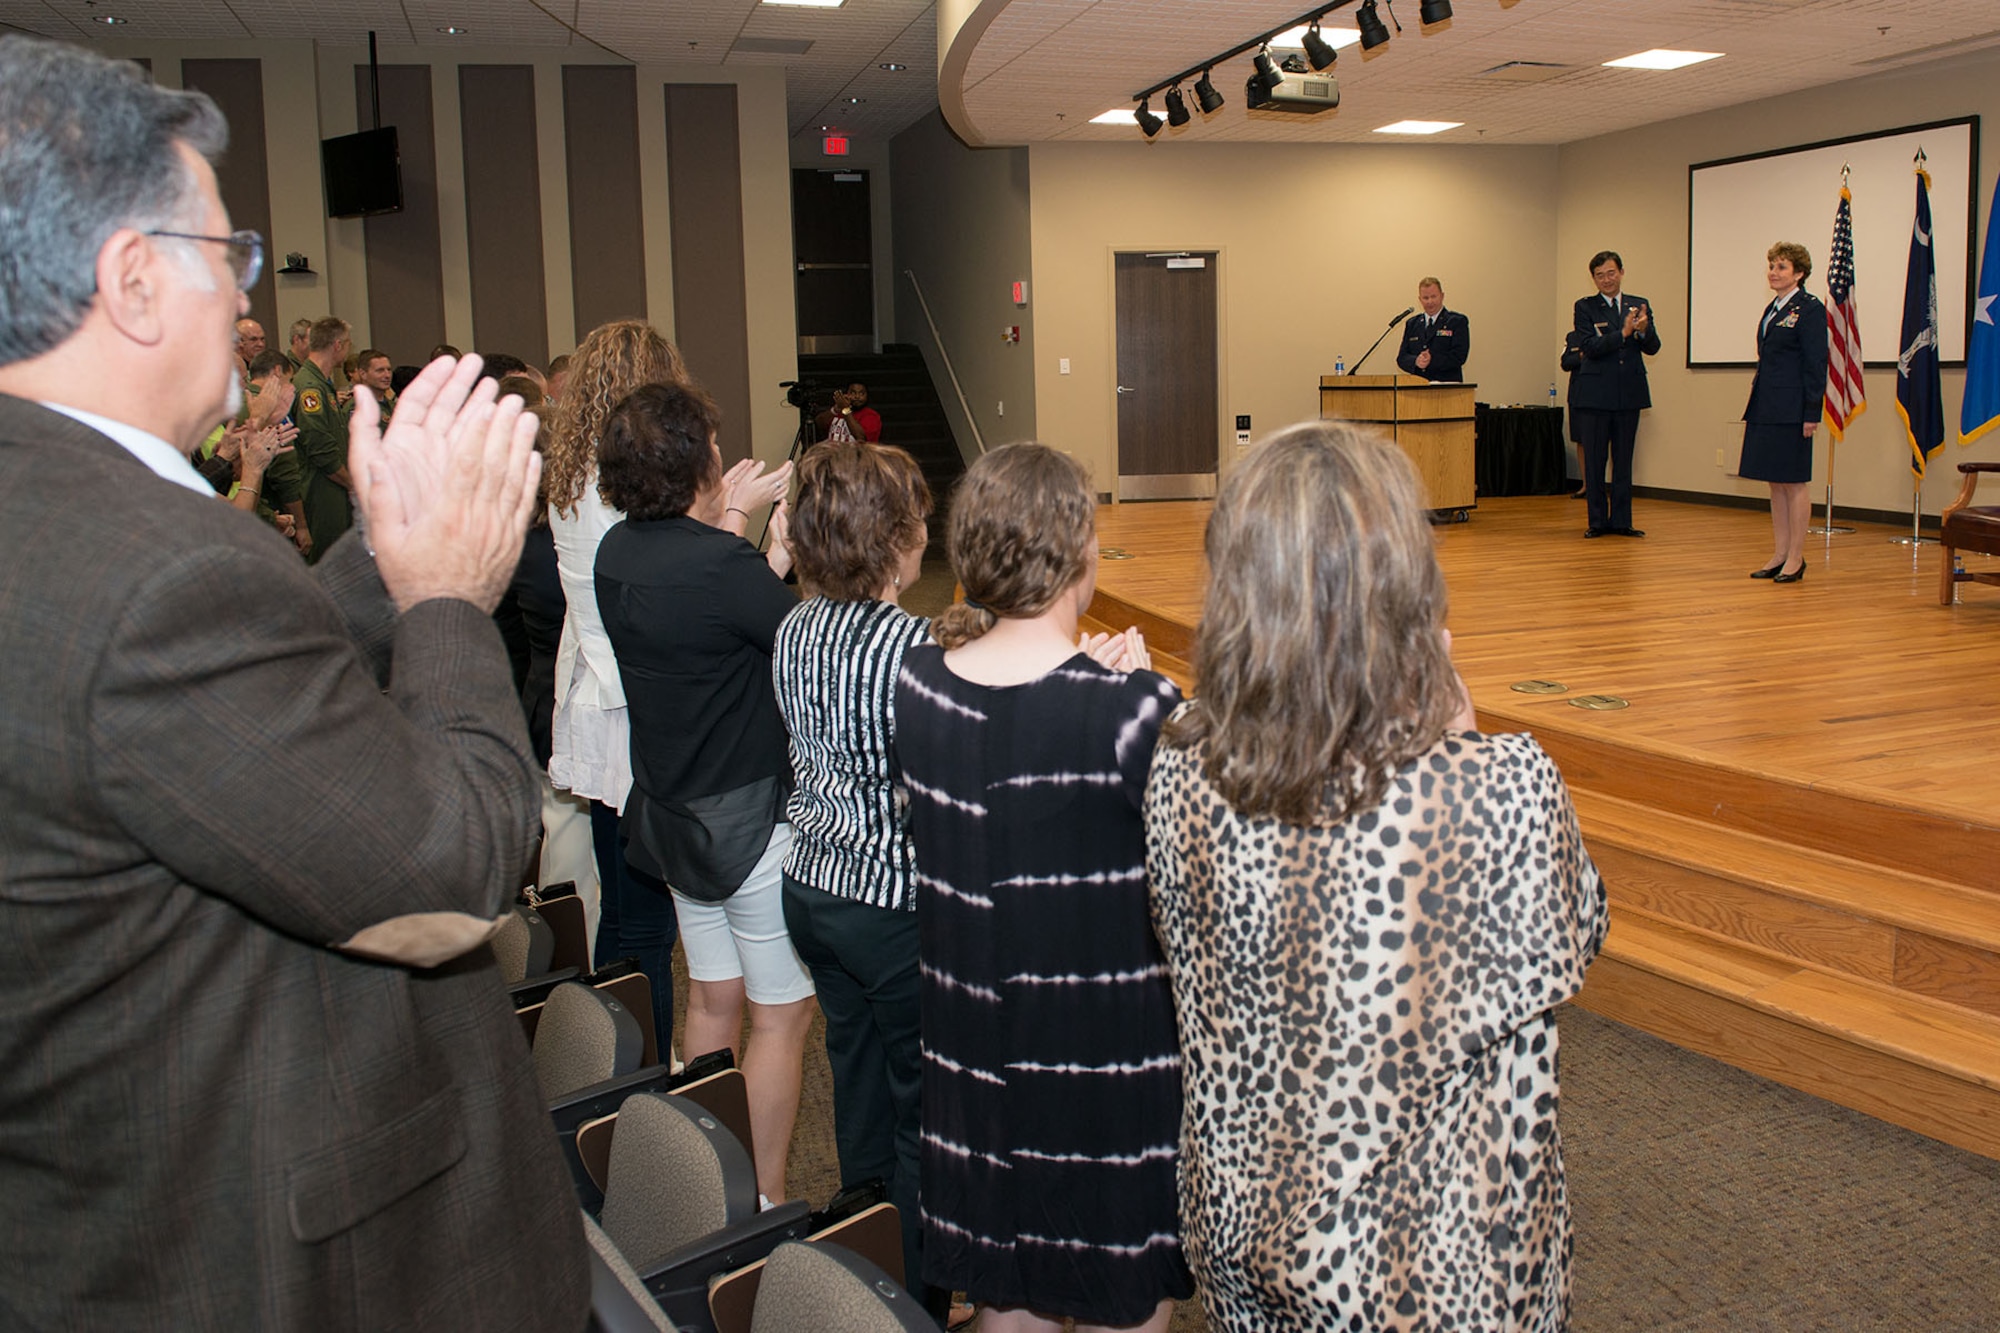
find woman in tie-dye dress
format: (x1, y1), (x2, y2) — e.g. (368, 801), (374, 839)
(893, 443), (1192, 1332)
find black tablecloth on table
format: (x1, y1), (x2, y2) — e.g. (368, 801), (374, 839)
(1474, 403), (1570, 497)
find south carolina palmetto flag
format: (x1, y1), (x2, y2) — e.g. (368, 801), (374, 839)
(1896, 163), (1945, 479)
(1823, 181), (1865, 439)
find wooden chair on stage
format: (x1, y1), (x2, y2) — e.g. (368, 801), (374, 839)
(1940, 461), (2000, 604)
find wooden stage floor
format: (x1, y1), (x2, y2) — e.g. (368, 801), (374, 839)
(1087, 494), (2000, 834)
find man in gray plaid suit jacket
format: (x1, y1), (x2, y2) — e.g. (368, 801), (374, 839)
(0, 38), (588, 1329)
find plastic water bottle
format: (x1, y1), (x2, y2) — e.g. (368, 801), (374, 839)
(1335, 353), (1346, 375)
(1549, 381), (1558, 406)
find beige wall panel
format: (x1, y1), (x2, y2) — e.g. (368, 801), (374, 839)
(1556, 50), (2000, 515)
(891, 110), (1038, 460)
(1027, 141), (1560, 492)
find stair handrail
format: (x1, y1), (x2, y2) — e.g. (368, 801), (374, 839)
(900, 269), (987, 456)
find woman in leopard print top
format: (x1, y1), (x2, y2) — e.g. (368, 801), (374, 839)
(1145, 422), (1608, 1332)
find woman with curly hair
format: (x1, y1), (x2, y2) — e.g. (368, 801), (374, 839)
(1145, 422), (1608, 1332)
(544, 321), (786, 1059)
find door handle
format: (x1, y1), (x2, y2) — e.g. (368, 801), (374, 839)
(1115, 385), (1136, 395)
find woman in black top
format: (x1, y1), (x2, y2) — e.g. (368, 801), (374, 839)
(594, 382), (814, 1205)
(1740, 240), (1829, 584)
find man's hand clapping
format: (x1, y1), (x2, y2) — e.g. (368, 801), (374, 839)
(347, 354), (540, 615)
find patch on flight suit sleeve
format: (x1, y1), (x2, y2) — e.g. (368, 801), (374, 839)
(300, 390), (322, 414)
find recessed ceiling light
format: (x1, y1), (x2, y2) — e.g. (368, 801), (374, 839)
(1603, 49), (1722, 70)
(846, 96), (865, 104)
(1375, 120), (1463, 135)
(1271, 24), (1360, 51)
(763, 0), (844, 7)
(436, 25), (468, 35)
(879, 62), (906, 72)
(1092, 109), (1138, 125)
(94, 13), (127, 22)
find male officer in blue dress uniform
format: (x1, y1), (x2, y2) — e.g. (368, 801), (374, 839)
(1396, 277), (1470, 382)
(1569, 250), (1660, 538)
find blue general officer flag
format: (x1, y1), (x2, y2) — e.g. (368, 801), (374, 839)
(1896, 163), (1945, 479)
(1963, 170), (2000, 445)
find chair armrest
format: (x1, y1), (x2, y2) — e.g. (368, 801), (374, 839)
(640, 1201), (815, 1328)
(1958, 461), (2000, 473)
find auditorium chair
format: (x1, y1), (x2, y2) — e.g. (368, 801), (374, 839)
(593, 1090), (815, 1329)
(532, 981), (645, 1103)
(707, 1201), (909, 1333)
(515, 958), (663, 1069)
(1940, 460), (2000, 604)
(520, 880), (592, 973)
(493, 904), (557, 983)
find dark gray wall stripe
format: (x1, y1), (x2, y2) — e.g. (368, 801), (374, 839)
(663, 83), (752, 464)
(354, 64), (446, 364)
(459, 65), (549, 367)
(183, 59), (276, 339)
(562, 65), (647, 345)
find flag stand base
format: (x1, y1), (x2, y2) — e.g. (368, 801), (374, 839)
(1890, 487), (1936, 546)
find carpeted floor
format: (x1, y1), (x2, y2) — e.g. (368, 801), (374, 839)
(753, 998), (2000, 1332)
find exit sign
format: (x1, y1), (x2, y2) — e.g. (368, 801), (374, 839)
(823, 135), (850, 156)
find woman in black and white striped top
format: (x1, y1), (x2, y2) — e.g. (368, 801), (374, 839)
(771, 440), (940, 1316)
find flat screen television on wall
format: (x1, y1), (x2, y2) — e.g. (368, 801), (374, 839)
(321, 127), (403, 218)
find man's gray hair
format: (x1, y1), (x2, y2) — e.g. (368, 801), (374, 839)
(0, 37), (228, 367)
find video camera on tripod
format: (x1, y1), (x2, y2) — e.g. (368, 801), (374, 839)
(780, 378), (836, 413)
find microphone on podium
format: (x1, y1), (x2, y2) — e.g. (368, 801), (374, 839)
(1349, 307), (1418, 374)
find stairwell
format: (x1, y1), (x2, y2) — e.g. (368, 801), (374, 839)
(797, 345), (967, 555)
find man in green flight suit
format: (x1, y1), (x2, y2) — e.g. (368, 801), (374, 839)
(292, 315), (352, 562)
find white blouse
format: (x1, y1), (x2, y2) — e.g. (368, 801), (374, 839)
(547, 476), (633, 810)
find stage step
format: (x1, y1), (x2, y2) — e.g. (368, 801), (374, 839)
(1571, 788), (2000, 1020)
(1505, 710), (1997, 891)
(1578, 908), (2000, 1159)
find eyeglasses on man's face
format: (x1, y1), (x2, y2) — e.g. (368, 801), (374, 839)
(146, 228), (265, 292)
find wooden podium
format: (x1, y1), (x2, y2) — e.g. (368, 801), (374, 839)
(1318, 374), (1477, 518)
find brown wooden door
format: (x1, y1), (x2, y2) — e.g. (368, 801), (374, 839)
(792, 168), (873, 354)
(1114, 252), (1219, 499)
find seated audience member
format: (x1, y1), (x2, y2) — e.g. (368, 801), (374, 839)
(771, 440), (941, 1312)
(0, 36), (587, 1326)
(546, 352), (572, 401)
(430, 342), (461, 361)
(1145, 421), (1608, 1331)
(293, 315), (354, 561)
(352, 346), (396, 413)
(392, 363), (422, 398)
(594, 382), (809, 1205)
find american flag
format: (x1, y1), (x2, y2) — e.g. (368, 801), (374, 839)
(1824, 182), (1865, 439)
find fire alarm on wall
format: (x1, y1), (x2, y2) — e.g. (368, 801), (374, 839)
(1011, 281), (1028, 306)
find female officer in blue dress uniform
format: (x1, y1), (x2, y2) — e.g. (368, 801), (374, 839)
(1740, 241), (1829, 584)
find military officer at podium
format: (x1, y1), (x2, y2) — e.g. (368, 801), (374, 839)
(1395, 276), (1470, 383)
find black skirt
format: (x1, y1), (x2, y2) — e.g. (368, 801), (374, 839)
(1739, 421), (1813, 484)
